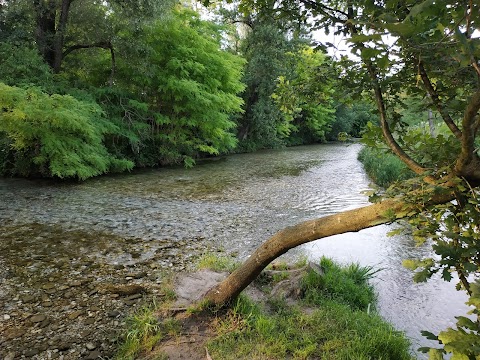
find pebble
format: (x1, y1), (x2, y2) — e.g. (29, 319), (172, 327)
(39, 319), (51, 328)
(107, 310), (120, 318)
(5, 352), (16, 360)
(126, 294), (142, 300)
(86, 350), (102, 359)
(86, 342), (96, 350)
(4, 314), (11, 320)
(24, 348), (39, 357)
(68, 310), (84, 320)
(22, 295), (36, 303)
(30, 314), (47, 323)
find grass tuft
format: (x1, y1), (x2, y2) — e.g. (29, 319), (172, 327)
(207, 258), (413, 360)
(301, 257), (379, 311)
(196, 253), (239, 273)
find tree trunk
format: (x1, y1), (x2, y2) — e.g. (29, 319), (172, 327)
(203, 198), (406, 305)
(34, 0), (72, 73)
(203, 191), (456, 306)
(52, 0), (72, 73)
(428, 109), (435, 138)
(34, 0), (56, 69)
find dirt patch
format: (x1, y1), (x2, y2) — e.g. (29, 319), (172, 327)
(147, 312), (215, 360)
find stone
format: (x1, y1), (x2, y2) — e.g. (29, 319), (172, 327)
(107, 310), (120, 318)
(42, 301), (53, 307)
(5, 327), (26, 340)
(70, 280), (82, 287)
(5, 352), (16, 360)
(22, 295), (36, 303)
(126, 294), (142, 300)
(86, 342), (96, 350)
(86, 350), (102, 359)
(24, 348), (39, 357)
(84, 318), (95, 325)
(42, 283), (56, 290)
(3, 314), (11, 320)
(68, 310), (84, 320)
(39, 318), (51, 328)
(57, 342), (71, 351)
(30, 314), (47, 323)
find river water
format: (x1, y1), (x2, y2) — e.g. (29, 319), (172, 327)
(0, 142), (470, 358)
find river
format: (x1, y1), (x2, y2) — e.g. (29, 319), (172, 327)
(0, 142), (470, 359)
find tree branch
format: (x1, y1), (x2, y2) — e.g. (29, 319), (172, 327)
(63, 41), (113, 58)
(455, 90), (480, 181)
(418, 61), (463, 140)
(299, 0), (348, 24)
(343, 7), (431, 180)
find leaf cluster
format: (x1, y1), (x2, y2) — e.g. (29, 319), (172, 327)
(0, 83), (133, 180)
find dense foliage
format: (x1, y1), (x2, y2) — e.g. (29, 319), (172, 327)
(0, 6), (246, 178)
(0, 1), (362, 179)
(0, 83), (133, 179)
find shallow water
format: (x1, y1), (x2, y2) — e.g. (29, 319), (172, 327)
(0, 142), (470, 357)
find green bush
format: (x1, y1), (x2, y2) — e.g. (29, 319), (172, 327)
(0, 83), (133, 180)
(0, 43), (53, 88)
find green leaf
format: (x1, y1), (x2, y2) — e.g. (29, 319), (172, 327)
(421, 331), (439, 341)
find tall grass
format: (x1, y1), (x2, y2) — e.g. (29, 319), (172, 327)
(208, 258), (413, 360)
(358, 146), (414, 188)
(301, 257), (381, 311)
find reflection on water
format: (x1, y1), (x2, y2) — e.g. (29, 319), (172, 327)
(0, 143), (470, 357)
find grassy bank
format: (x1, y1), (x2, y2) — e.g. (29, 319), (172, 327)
(114, 257), (414, 359)
(357, 146), (414, 188)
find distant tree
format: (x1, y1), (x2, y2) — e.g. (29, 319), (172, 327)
(273, 47), (336, 145)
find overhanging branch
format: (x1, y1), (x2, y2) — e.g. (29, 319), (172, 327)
(63, 41), (113, 58)
(203, 191), (455, 306)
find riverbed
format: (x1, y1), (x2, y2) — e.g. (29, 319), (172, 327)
(0, 143), (470, 359)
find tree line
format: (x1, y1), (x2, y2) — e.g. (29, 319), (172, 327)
(0, 0), (370, 180)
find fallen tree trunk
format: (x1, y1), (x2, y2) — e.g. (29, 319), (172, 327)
(202, 194), (451, 306)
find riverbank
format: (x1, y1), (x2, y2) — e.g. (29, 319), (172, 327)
(0, 223), (208, 359)
(115, 257), (414, 360)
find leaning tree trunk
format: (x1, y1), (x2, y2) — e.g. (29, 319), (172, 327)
(203, 191), (457, 306)
(203, 198), (407, 305)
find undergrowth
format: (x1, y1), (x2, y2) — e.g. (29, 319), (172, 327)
(357, 146), (414, 188)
